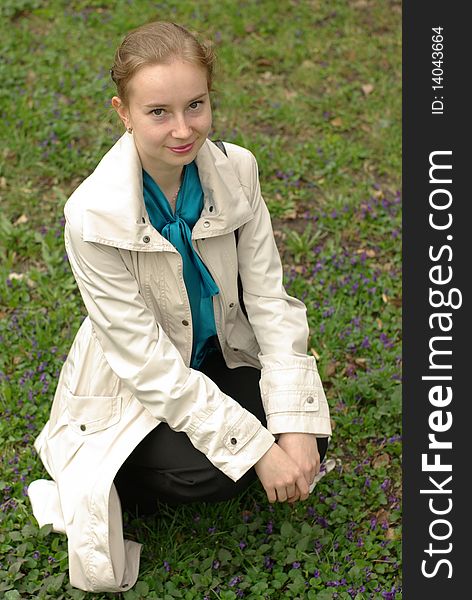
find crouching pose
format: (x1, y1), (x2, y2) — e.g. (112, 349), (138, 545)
(28, 21), (332, 593)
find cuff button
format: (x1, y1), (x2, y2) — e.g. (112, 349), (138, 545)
(306, 396), (315, 404)
(80, 424), (86, 431)
(230, 437), (237, 445)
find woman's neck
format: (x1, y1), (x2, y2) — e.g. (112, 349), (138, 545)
(141, 158), (184, 205)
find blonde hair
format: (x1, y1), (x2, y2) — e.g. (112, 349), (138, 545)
(110, 21), (215, 106)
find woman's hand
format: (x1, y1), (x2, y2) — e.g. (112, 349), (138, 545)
(254, 442), (309, 503)
(277, 433), (320, 503)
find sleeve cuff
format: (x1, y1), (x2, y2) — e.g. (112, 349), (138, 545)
(189, 395), (275, 482)
(258, 353), (332, 437)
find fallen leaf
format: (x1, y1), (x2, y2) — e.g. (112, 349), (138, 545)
(382, 293), (389, 303)
(360, 124), (371, 133)
(310, 348), (320, 360)
(385, 527), (396, 540)
(0, 177), (6, 189)
(376, 318), (383, 329)
(256, 58), (273, 67)
(244, 23), (256, 33)
(330, 117), (343, 127)
(375, 508), (390, 524)
(8, 272), (35, 288)
(330, 418), (336, 430)
(284, 89), (298, 100)
(326, 361), (337, 377)
(372, 453), (391, 468)
(361, 83), (374, 96)
(14, 214), (28, 225)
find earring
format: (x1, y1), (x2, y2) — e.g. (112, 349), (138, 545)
(127, 127), (133, 134)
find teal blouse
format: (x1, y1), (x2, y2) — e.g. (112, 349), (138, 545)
(142, 162), (219, 369)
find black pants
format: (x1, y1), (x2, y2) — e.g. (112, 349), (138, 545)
(114, 349), (328, 515)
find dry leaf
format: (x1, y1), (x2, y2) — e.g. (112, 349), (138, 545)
(382, 293), (389, 303)
(310, 348), (320, 360)
(330, 117), (343, 127)
(360, 124), (371, 133)
(14, 214), (28, 225)
(256, 58), (273, 67)
(376, 318), (383, 329)
(0, 177), (6, 189)
(284, 89), (298, 100)
(330, 418), (336, 430)
(361, 83), (374, 96)
(326, 361), (337, 377)
(375, 508), (390, 524)
(8, 272), (35, 288)
(372, 453), (391, 469)
(244, 23), (256, 33)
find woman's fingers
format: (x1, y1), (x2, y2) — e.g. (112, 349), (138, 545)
(255, 443), (313, 504)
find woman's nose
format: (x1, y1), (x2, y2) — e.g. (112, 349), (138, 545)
(172, 114), (192, 138)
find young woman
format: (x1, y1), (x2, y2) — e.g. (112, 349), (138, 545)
(28, 21), (332, 593)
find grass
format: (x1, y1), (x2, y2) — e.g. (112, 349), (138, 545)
(0, 0), (402, 598)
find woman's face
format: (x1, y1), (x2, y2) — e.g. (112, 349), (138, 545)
(112, 60), (212, 176)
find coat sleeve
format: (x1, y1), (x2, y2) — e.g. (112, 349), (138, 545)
(233, 149), (332, 438)
(63, 209), (275, 482)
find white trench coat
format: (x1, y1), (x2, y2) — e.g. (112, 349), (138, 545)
(28, 133), (332, 592)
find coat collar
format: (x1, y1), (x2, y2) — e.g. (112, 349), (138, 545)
(75, 133), (254, 251)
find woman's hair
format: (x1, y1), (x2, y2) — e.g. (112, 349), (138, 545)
(110, 21), (215, 106)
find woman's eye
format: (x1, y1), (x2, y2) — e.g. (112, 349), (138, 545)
(151, 108), (165, 117)
(189, 101), (203, 110)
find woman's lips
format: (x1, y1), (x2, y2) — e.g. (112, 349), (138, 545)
(168, 142), (194, 154)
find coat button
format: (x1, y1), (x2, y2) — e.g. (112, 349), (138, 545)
(182, 319), (189, 326)
(306, 396), (315, 404)
(229, 302), (235, 308)
(203, 221), (210, 228)
(80, 424), (86, 431)
(143, 235), (150, 243)
(230, 437), (237, 445)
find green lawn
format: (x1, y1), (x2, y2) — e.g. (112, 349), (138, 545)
(0, 1), (402, 598)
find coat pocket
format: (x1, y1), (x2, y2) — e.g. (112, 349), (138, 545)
(65, 390), (122, 436)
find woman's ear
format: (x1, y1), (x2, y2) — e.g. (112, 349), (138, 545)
(111, 96), (130, 129)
